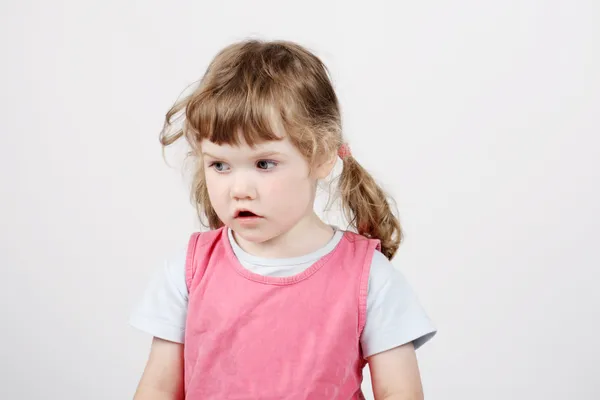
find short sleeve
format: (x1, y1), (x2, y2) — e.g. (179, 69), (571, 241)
(129, 248), (189, 343)
(361, 251), (437, 358)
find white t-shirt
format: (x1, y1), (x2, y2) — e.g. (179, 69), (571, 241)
(130, 228), (436, 358)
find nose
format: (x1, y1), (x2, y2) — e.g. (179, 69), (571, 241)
(230, 172), (257, 201)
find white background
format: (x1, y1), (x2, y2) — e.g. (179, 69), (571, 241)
(1, 1), (599, 399)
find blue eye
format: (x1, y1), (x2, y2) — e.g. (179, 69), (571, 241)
(256, 160), (278, 170)
(209, 162), (230, 172)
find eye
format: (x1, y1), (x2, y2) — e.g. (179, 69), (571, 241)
(209, 161), (230, 172)
(256, 160), (278, 170)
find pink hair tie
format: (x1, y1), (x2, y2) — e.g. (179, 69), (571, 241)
(338, 143), (351, 160)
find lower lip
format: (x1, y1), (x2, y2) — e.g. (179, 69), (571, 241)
(235, 216), (263, 225)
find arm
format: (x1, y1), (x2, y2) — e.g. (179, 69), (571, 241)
(368, 342), (424, 400)
(133, 337), (185, 400)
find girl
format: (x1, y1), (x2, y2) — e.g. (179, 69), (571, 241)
(130, 39), (436, 400)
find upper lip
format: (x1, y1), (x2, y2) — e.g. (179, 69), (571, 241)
(234, 208), (262, 218)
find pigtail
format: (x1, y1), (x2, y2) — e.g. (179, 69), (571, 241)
(338, 153), (402, 260)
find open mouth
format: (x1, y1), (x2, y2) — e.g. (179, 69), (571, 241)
(235, 210), (261, 218)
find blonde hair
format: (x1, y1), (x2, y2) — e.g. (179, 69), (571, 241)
(160, 40), (402, 259)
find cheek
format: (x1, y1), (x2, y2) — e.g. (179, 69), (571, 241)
(261, 173), (313, 206)
(205, 175), (229, 206)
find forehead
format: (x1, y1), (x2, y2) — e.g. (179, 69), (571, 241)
(200, 132), (295, 158)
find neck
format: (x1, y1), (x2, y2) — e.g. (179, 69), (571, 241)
(232, 212), (335, 258)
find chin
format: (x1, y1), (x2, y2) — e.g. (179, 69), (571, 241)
(229, 219), (299, 244)
(230, 225), (273, 244)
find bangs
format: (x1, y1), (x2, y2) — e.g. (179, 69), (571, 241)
(184, 79), (287, 147)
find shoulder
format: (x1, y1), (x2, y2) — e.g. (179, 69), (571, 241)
(367, 250), (419, 301)
(368, 250), (400, 289)
(366, 249), (423, 314)
(165, 246), (189, 293)
(361, 250), (437, 357)
(188, 227), (226, 250)
(152, 245), (189, 300)
(128, 246), (189, 343)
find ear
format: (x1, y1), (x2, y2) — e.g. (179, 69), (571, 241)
(313, 151), (337, 180)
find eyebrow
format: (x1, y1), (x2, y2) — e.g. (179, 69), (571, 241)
(253, 151), (284, 158)
(201, 151), (284, 159)
(201, 152), (221, 159)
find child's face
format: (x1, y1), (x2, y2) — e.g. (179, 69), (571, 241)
(201, 132), (333, 245)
